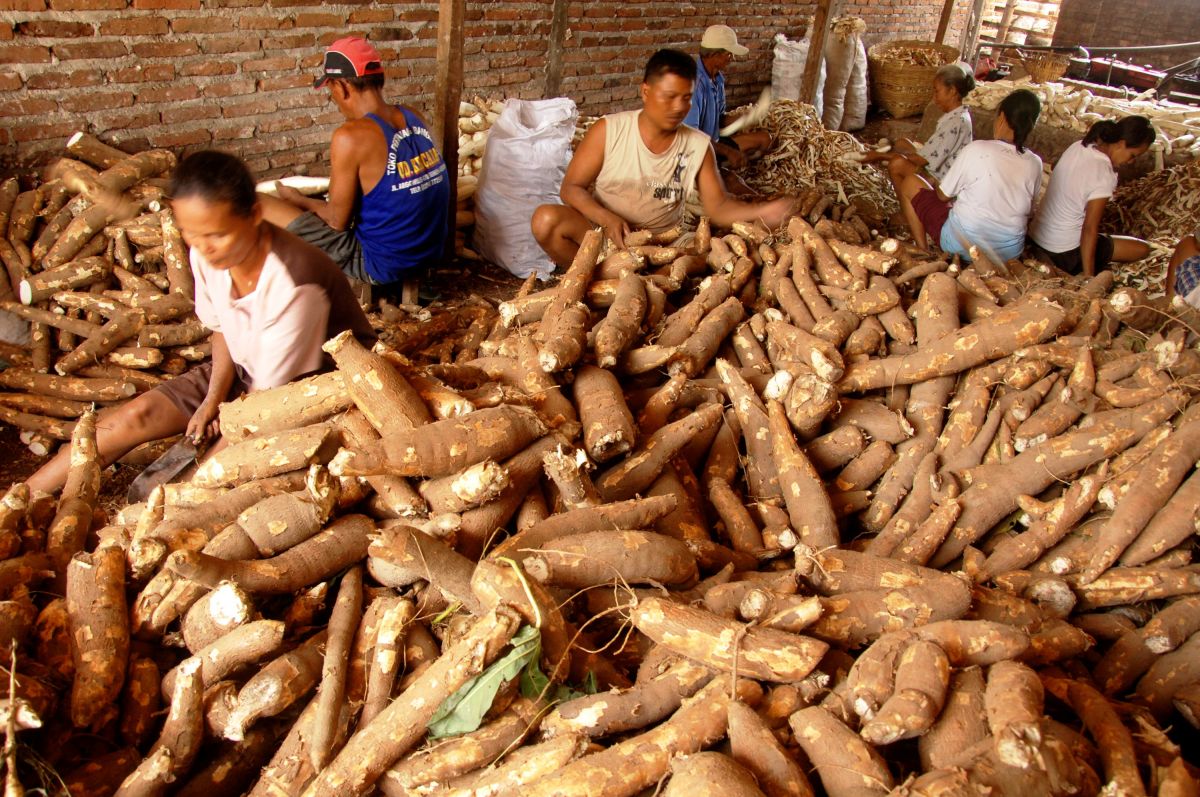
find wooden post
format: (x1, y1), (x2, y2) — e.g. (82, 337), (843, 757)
(935, 0), (958, 44)
(800, 0), (833, 106)
(432, 0), (465, 273)
(959, 0), (987, 65)
(544, 0), (571, 98)
(995, 0), (1019, 46)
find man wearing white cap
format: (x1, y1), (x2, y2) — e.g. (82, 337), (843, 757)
(684, 25), (771, 173)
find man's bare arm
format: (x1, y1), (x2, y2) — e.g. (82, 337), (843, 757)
(695, 147), (794, 229)
(276, 124), (365, 231)
(559, 119), (630, 247)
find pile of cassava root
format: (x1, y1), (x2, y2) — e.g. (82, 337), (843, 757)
(0, 133), (214, 459)
(3, 199), (1200, 797)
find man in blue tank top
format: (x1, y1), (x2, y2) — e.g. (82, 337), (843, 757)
(259, 37), (450, 291)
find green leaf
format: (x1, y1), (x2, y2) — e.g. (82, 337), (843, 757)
(427, 625), (541, 739)
(519, 652), (595, 705)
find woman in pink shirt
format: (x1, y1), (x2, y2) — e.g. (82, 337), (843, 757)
(27, 151), (373, 494)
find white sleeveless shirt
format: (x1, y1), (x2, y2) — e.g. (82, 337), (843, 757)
(593, 110), (711, 233)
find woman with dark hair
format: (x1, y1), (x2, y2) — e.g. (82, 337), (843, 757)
(26, 150), (375, 494)
(1029, 116), (1155, 275)
(896, 88), (1043, 262)
(862, 63), (976, 192)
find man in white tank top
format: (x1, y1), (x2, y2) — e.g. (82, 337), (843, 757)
(532, 49), (797, 269)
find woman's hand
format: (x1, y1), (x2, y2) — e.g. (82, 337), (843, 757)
(186, 398), (221, 445)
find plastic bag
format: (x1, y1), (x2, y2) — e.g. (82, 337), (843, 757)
(772, 32), (823, 109)
(840, 39), (869, 132)
(771, 33), (807, 102)
(473, 98), (577, 280)
(822, 17), (866, 130)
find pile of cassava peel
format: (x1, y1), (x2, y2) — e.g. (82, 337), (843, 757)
(3, 140), (1200, 797)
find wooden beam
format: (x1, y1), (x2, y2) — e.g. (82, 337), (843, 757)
(959, 0), (987, 64)
(433, 0), (465, 261)
(800, 0), (833, 106)
(936, 0), (958, 44)
(995, 0), (1019, 44)
(544, 0), (571, 98)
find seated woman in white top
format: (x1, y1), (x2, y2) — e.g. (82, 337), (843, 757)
(861, 63), (975, 193)
(1029, 116), (1154, 276)
(26, 151), (375, 494)
(896, 89), (1043, 262)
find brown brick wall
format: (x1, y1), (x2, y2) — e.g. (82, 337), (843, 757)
(1, 0), (969, 177)
(1052, 0), (1200, 72)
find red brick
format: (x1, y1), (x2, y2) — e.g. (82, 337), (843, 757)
(0, 27), (9, 42)
(60, 91), (134, 113)
(242, 55), (295, 72)
(238, 15), (295, 31)
(268, 147), (319, 168)
(0, 0), (46, 9)
(267, 0), (310, 7)
(275, 91), (323, 111)
(203, 78), (256, 98)
(200, 36), (260, 55)
(133, 0), (199, 7)
(171, 17), (235, 34)
(288, 128), (329, 148)
(170, 104), (222, 123)
(369, 26), (414, 41)
(258, 116), (311, 134)
(244, 157), (270, 174)
(395, 46), (436, 60)
(293, 13), (341, 27)
(350, 9), (393, 23)
(211, 123), (257, 141)
(11, 120), (75, 142)
(0, 44), (50, 64)
(262, 33), (315, 50)
(90, 109), (160, 130)
(223, 98), (278, 118)
(25, 68), (102, 90)
(257, 74), (311, 91)
(411, 6), (444, 21)
(48, 0), (121, 7)
(150, 128), (211, 148)
(133, 41), (199, 58)
(16, 20), (94, 37)
(54, 41), (128, 60)
(109, 63), (176, 83)
(100, 17), (170, 36)
(137, 84), (198, 103)
(0, 97), (56, 116)
(0, 71), (20, 91)
(179, 60), (238, 77)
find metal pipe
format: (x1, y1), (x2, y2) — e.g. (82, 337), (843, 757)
(986, 40), (1200, 55)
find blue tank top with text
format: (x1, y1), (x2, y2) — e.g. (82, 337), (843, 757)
(355, 108), (450, 283)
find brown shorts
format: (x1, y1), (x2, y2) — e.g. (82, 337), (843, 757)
(153, 362), (246, 419)
(911, 188), (952, 245)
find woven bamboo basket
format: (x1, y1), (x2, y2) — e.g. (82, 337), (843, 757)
(867, 40), (960, 119)
(1019, 51), (1070, 83)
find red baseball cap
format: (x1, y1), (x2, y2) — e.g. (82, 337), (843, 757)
(314, 37), (384, 88)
